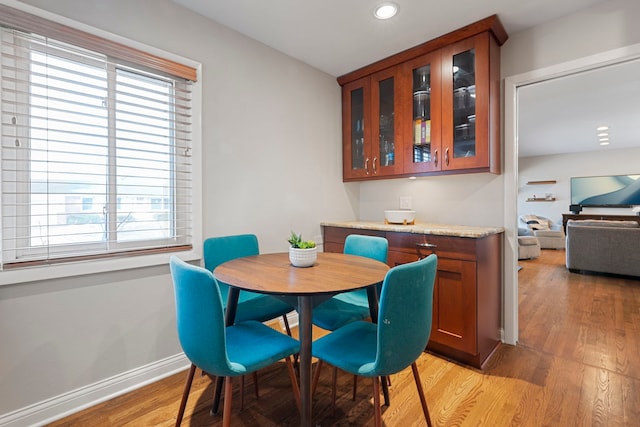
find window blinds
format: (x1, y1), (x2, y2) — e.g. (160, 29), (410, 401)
(0, 11), (194, 268)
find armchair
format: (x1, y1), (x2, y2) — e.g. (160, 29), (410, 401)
(519, 214), (565, 249)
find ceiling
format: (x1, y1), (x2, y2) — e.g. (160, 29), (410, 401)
(173, 0), (636, 158)
(173, 0), (606, 77)
(518, 58), (640, 157)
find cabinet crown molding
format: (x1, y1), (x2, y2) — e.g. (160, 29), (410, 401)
(337, 14), (507, 86)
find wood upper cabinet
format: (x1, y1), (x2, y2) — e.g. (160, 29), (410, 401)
(339, 15), (507, 181)
(371, 66), (404, 177)
(342, 77), (371, 180)
(342, 67), (404, 180)
(402, 50), (442, 174)
(440, 32), (499, 172)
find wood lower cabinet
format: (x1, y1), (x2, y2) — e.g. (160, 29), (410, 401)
(322, 225), (502, 369)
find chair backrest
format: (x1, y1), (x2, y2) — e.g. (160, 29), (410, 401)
(372, 254), (437, 376)
(519, 214), (552, 230)
(170, 256), (237, 377)
(203, 234), (259, 302)
(344, 234), (388, 264)
(203, 234), (259, 271)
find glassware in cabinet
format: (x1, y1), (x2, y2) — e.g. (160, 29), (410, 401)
(371, 66), (403, 176)
(342, 77), (372, 180)
(403, 50), (442, 174)
(441, 32), (495, 172)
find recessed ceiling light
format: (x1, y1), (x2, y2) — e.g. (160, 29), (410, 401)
(600, 141), (610, 146)
(597, 126), (609, 131)
(374, 2), (398, 20)
(597, 132), (608, 137)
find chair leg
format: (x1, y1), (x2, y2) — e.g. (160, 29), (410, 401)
(352, 373), (384, 400)
(211, 376), (224, 415)
(239, 375), (245, 411)
(253, 372), (259, 399)
(223, 377), (233, 427)
(411, 362), (432, 427)
(285, 356), (302, 414)
(312, 359), (323, 396)
(331, 366), (338, 416)
(373, 376), (382, 427)
(282, 314), (292, 336)
(176, 364), (196, 427)
(352, 374), (358, 400)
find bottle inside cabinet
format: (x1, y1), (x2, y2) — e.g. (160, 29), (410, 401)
(412, 64), (432, 164)
(378, 77), (395, 167)
(452, 48), (476, 158)
(350, 87), (365, 170)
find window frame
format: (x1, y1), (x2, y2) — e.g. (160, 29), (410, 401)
(0, 3), (202, 285)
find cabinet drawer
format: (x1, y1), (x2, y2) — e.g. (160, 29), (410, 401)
(323, 226), (385, 246)
(386, 232), (477, 261)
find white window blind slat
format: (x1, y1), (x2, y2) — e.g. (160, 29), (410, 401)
(1, 22), (193, 269)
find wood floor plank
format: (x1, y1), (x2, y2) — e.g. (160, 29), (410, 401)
(46, 249), (640, 426)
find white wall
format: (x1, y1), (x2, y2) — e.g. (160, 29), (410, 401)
(0, 0), (348, 423)
(360, 173), (505, 227)
(501, 0), (640, 77)
(518, 147), (640, 224)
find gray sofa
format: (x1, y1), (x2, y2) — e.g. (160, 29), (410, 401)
(566, 219), (640, 277)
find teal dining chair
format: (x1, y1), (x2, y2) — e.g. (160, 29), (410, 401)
(203, 234), (296, 411)
(312, 254), (438, 427)
(312, 234), (388, 330)
(311, 234), (388, 408)
(169, 256), (301, 427)
(203, 234), (294, 330)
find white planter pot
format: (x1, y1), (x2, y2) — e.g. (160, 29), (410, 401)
(289, 246), (317, 267)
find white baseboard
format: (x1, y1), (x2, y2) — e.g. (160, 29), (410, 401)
(0, 353), (189, 427)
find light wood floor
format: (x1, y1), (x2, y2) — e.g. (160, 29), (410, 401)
(48, 250), (640, 426)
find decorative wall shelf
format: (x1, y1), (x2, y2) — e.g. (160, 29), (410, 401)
(526, 180), (556, 185)
(526, 197), (556, 202)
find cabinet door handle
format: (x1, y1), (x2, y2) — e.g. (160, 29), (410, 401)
(416, 242), (437, 259)
(434, 149), (438, 167)
(445, 147), (450, 166)
(365, 158), (370, 175)
(373, 156), (377, 174)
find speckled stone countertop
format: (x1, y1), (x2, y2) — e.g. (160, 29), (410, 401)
(321, 221), (504, 239)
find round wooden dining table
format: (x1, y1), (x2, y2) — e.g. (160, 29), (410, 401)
(213, 251), (389, 427)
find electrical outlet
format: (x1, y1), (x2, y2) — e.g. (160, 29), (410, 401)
(399, 196), (412, 209)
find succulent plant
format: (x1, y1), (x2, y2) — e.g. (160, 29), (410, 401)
(288, 231), (316, 249)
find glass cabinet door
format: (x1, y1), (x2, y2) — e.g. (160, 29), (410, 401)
(378, 77), (395, 168)
(441, 33), (490, 171)
(351, 87), (365, 171)
(452, 48), (476, 159)
(342, 77), (371, 180)
(403, 51), (441, 174)
(371, 66), (403, 176)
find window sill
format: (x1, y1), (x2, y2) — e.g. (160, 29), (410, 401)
(0, 248), (201, 286)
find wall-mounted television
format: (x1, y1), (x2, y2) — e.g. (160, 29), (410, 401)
(571, 174), (640, 207)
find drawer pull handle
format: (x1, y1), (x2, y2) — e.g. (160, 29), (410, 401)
(416, 242), (436, 259)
